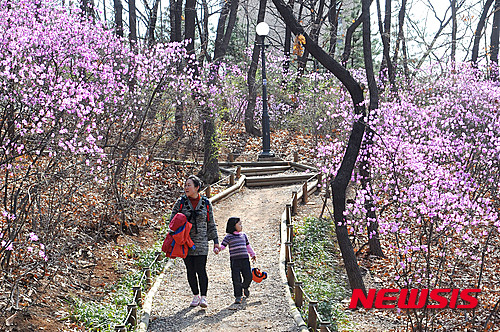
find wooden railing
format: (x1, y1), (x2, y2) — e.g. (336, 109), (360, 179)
(282, 173), (334, 332)
(114, 252), (164, 331)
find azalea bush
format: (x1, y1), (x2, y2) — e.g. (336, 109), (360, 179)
(315, 64), (500, 330)
(0, 0), (192, 310)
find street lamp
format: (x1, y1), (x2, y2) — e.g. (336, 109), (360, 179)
(256, 22), (275, 159)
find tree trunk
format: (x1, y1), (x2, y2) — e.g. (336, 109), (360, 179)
(328, 0), (340, 57)
(392, 0), (407, 68)
(283, 0), (294, 74)
(451, 0), (457, 64)
(170, 0), (182, 42)
(113, 0), (123, 37)
(185, 0), (198, 74)
(491, 0), (500, 80)
(272, 0), (366, 294)
(471, 0), (494, 65)
(298, 0), (326, 74)
(129, 0), (137, 46)
(198, 0), (211, 64)
(245, 0), (266, 136)
(361, 0), (384, 258)
(147, 0), (160, 47)
(376, 0), (395, 87)
(341, 12), (363, 67)
(200, 0), (239, 183)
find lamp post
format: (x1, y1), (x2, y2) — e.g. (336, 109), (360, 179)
(256, 22), (275, 159)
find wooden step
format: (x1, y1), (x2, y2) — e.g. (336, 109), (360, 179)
(245, 173), (317, 187)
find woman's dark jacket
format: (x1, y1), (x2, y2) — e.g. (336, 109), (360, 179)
(169, 194), (218, 256)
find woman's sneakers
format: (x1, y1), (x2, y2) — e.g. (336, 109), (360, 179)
(190, 295), (201, 307)
(234, 297), (242, 304)
(199, 296), (208, 308)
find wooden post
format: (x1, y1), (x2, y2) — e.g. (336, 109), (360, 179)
(127, 303), (137, 327)
(230, 173), (235, 186)
(316, 173), (322, 193)
(133, 285), (142, 307)
(285, 204), (292, 224)
(285, 242), (292, 263)
(292, 191), (298, 215)
(155, 252), (162, 262)
(236, 165), (241, 178)
(307, 301), (318, 330)
(205, 185), (211, 198)
(302, 182), (308, 204)
(294, 281), (303, 308)
(293, 151), (299, 162)
(319, 322), (332, 331)
(145, 268), (152, 288)
(287, 262), (295, 288)
(114, 325), (126, 332)
(287, 224), (293, 243)
(229, 153), (234, 162)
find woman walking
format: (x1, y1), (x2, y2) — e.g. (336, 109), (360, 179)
(169, 175), (220, 308)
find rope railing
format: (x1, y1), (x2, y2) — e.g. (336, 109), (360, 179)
(114, 252), (164, 331)
(282, 172), (334, 332)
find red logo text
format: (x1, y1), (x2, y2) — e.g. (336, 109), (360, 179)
(349, 289), (481, 309)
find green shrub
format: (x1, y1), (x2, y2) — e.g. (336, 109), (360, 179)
(293, 216), (351, 331)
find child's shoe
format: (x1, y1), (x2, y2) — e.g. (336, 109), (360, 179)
(200, 296), (208, 308)
(243, 288), (250, 297)
(190, 295), (201, 307)
(234, 297), (242, 304)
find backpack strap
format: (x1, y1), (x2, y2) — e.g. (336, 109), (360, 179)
(202, 196), (210, 223)
(179, 196), (187, 211)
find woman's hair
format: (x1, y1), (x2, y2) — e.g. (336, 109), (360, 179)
(186, 175), (202, 192)
(226, 217), (240, 234)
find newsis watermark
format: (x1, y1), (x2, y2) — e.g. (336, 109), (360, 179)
(349, 289), (481, 309)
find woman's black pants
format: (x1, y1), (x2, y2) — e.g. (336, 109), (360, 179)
(183, 255), (208, 296)
(230, 257), (252, 297)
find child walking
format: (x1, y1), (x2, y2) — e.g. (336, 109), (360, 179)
(218, 217), (256, 304)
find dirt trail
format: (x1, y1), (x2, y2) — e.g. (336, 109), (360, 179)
(148, 185), (301, 331)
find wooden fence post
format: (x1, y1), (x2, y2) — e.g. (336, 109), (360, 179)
(293, 151), (299, 162)
(292, 191), (298, 215)
(229, 153), (234, 162)
(205, 185), (211, 198)
(230, 173), (235, 186)
(287, 262), (295, 288)
(287, 224), (293, 243)
(294, 281), (303, 308)
(114, 325), (126, 332)
(133, 285), (141, 307)
(319, 322), (332, 331)
(285, 204), (292, 224)
(145, 268), (152, 288)
(302, 182), (308, 204)
(127, 303), (137, 327)
(285, 242), (292, 263)
(307, 300), (318, 331)
(236, 165), (241, 178)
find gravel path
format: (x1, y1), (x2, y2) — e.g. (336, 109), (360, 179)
(148, 185), (301, 332)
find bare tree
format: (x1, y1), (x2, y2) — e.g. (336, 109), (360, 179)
(272, 0), (366, 294)
(113, 0), (123, 37)
(491, 0), (500, 79)
(376, 0), (395, 86)
(471, 0), (494, 65)
(129, 0), (137, 47)
(245, 0), (267, 136)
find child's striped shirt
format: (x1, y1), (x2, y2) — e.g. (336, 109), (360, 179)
(220, 232), (255, 260)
